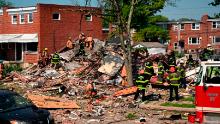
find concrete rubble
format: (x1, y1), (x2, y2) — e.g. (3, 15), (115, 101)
(0, 40), (198, 124)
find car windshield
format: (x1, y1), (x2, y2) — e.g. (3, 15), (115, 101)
(0, 94), (33, 111)
(204, 66), (220, 84)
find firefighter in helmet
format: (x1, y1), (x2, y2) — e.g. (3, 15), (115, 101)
(200, 44), (214, 61)
(51, 52), (60, 68)
(177, 60), (186, 88)
(167, 65), (181, 101)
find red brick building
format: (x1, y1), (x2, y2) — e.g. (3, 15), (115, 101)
(158, 15), (220, 53)
(0, 4), (103, 63)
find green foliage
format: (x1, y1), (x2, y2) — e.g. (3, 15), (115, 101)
(209, 0), (220, 6)
(101, 0), (170, 42)
(161, 102), (195, 108)
(2, 64), (22, 77)
(0, 0), (12, 7)
(126, 113), (137, 119)
(181, 96), (194, 102)
(133, 25), (169, 42)
(174, 51), (184, 58)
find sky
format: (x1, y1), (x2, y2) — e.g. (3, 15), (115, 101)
(6, 0), (220, 20)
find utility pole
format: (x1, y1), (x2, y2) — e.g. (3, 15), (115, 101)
(177, 22), (181, 54)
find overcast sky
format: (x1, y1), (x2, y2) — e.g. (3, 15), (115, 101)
(7, 0), (220, 20)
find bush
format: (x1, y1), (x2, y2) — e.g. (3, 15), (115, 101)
(2, 64), (22, 77)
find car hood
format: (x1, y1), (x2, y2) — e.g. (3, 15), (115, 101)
(0, 106), (50, 121)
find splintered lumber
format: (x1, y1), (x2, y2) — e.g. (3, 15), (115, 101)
(113, 86), (138, 97)
(27, 94), (80, 109)
(11, 72), (29, 83)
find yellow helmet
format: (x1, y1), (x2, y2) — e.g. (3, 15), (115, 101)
(44, 48), (48, 51)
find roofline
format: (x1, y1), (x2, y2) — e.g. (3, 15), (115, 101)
(157, 21), (201, 24)
(207, 19), (220, 22)
(6, 6), (36, 12)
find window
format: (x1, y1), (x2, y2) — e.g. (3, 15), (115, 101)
(212, 36), (220, 44)
(19, 14), (25, 24)
(180, 24), (184, 30)
(173, 25), (178, 31)
(28, 13), (33, 23)
(204, 66), (220, 84)
(11, 15), (17, 24)
(26, 43), (38, 52)
(188, 37), (201, 45)
(212, 21), (220, 29)
(52, 13), (60, 20)
(85, 14), (92, 21)
(191, 23), (200, 30)
(174, 42), (178, 50)
(159, 24), (168, 30)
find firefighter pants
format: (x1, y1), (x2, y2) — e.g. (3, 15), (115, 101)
(134, 89), (146, 101)
(169, 85), (179, 101)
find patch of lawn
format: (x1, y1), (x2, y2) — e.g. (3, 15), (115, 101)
(161, 102), (195, 108)
(126, 113), (137, 120)
(181, 96), (194, 102)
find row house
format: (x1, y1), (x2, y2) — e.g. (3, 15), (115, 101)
(157, 15), (220, 53)
(0, 4), (103, 63)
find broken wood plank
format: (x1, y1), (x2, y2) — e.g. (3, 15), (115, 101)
(11, 72), (29, 83)
(113, 86), (138, 97)
(27, 94), (80, 109)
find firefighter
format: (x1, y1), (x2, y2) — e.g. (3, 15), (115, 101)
(66, 37), (73, 50)
(200, 44), (214, 61)
(153, 56), (165, 84)
(76, 33), (86, 56)
(167, 65), (180, 101)
(166, 50), (176, 68)
(186, 54), (194, 69)
(134, 75), (148, 101)
(51, 52), (60, 69)
(177, 60), (186, 88)
(41, 48), (50, 66)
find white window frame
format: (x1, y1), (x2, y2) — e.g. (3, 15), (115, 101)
(173, 25), (178, 31)
(28, 13), (33, 23)
(212, 36), (220, 44)
(19, 14), (25, 24)
(212, 21), (220, 29)
(1, 43), (4, 49)
(52, 13), (60, 20)
(191, 23), (200, 30)
(11, 15), (18, 24)
(188, 37), (201, 45)
(85, 14), (92, 21)
(174, 42), (178, 50)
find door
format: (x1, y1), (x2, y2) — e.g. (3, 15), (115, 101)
(16, 43), (22, 61)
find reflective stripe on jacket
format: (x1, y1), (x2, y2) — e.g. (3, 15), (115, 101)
(167, 72), (180, 86)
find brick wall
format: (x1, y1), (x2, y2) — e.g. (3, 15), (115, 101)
(0, 4), (104, 63)
(0, 7), (40, 34)
(38, 4), (103, 54)
(167, 15), (220, 52)
(23, 52), (38, 63)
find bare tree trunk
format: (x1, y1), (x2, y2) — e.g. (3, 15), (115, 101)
(124, 0), (135, 87)
(113, 0), (136, 86)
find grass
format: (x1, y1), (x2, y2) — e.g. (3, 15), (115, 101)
(181, 96), (194, 102)
(161, 102), (195, 108)
(126, 113), (137, 120)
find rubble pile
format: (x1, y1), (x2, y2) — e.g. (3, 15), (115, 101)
(0, 40), (194, 124)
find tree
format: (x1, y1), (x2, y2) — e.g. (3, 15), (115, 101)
(209, 0), (220, 6)
(97, 0), (171, 86)
(0, 0), (12, 7)
(74, 0), (172, 86)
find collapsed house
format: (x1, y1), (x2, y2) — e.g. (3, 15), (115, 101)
(0, 4), (104, 64)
